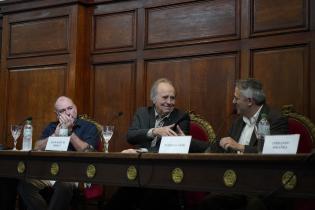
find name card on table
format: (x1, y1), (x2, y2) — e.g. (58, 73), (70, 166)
(45, 136), (70, 151)
(159, 136), (191, 154)
(262, 134), (300, 154)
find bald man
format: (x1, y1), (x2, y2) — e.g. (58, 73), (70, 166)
(18, 96), (100, 210)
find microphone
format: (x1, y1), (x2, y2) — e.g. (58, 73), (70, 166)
(18, 116), (32, 126)
(108, 111), (123, 125)
(171, 113), (188, 131)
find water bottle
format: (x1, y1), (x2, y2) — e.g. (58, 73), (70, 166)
(59, 123), (68, 137)
(257, 113), (270, 153)
(22, 119), (33, 151)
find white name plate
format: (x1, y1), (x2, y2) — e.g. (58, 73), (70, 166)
(262, 134), (300, 154)
(159, 136), (191, 154)
(46, 136), (70, 151)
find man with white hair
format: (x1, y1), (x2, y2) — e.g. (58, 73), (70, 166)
(127, 78), (209, 152)
(105, 78), (209, 210)
(18, 96), (100, 210)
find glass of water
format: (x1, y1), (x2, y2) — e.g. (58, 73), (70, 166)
(11, 124), (22, 150)
(103, 125), (114, 153)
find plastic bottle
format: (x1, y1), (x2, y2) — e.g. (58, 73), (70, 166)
(257, 113), (270, 153)
(59, 123), (68, 137)
(22, 119), (33, 151)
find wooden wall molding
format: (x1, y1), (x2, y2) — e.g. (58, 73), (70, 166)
(250, 0), (309, 37)
(6, 6), (73, 59)
(92, 10), (137, 53)
(145, 0), (240, 48)
(91, 62), (137, 150)
(251, 45), (309, 114)
(9, 17), (69, 57)
(5, 65), (67, 149)
(0, 0), (314, 152)
(144, 52), (239, 137)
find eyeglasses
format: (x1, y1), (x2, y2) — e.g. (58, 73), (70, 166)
(233, 96), (241, 102)
(233, 96), (252, 102)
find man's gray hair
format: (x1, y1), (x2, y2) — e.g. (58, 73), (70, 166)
(236, 78), (266, 105)
(150, 78), (174, 103)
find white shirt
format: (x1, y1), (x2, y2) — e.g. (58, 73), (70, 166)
(238, 106), (263, 146)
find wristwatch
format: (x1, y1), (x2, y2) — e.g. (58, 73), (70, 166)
(83, 144), (95, 152)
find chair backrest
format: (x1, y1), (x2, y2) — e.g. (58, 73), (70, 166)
(78, 114), (105, 152)
(281, 105), (315, 153)
(77, 115), (105, 201)
(189, 112), (216, 143)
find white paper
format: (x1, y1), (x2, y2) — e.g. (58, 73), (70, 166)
(159, 136), (191, 154)
(45, 136), (70, 151)
(262, 134), (300, 154)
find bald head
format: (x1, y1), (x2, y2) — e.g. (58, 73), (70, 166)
(54, 96), (77, 119)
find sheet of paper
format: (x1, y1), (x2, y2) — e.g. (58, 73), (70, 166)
(263, 134), (300, 154)
(45, 136), (70, 151)
(159, 136), (191, 154)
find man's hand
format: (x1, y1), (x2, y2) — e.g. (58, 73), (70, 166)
(152, 124), (178, 137)
(57, 112), (75, 129)
(175, 125), (185, 136)
(219, 137), (245, 152)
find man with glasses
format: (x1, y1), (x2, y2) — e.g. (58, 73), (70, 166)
(18, 96), (100, 210)
(201, 78), (289, 210)
(208, 78), (288, 153)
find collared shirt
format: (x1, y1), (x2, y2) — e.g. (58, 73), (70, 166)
(154, 110), (171, 128)
(238, 106), (263, 146)
(147, 109), (172, 147)
(40, 118), (99, 151)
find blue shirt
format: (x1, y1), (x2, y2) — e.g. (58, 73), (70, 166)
(40, 118), (100, 151)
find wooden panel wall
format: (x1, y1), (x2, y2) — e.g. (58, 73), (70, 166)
(0, 0), (314, 152)
(0, 3), (90, 149)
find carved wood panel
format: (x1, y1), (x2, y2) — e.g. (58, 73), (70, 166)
(0, 0), (314, 151)
(92, 10), (136, 53)
(6, 66), (66, 148)
(92, 62), (136, 152)
(146, 0), (239, 48)
(251, 0), (308, 36)
(10, 17), (69, 56)
(145, 53), (238, 137)
(251, 45), (309, 114)
(6, 6), (72, 58)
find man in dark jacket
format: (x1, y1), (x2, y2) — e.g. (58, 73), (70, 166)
(127, 78), (208, 153)
(208, 78), (288, 154)
(201, 78), (289, 210)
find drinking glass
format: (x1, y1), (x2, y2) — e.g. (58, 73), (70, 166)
(102, 125), (114, 153)
(11, 125), (22, 150)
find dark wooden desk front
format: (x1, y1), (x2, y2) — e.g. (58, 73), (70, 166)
(0, 151), (314, 198)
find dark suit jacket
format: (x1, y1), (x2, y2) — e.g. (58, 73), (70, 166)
(127, 106), (209, 152)
(210, 104), (288, 153)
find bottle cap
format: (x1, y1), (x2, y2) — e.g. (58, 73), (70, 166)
(261, 113), (268, 118)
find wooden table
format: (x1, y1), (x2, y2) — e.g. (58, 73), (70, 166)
(0, 151), (314, 198)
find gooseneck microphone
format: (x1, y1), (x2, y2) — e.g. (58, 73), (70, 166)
(108, 111), (123, 125)
(171, 113), (188, 131)
(18, 116), (32, 126)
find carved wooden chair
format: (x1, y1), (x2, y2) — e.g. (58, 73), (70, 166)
(281, 105), (315, 153)
(76, 115), (105, 209)
(184, 112), (216, 208)
(189, 111), (216, 143)
(280, 108), (315, 210)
